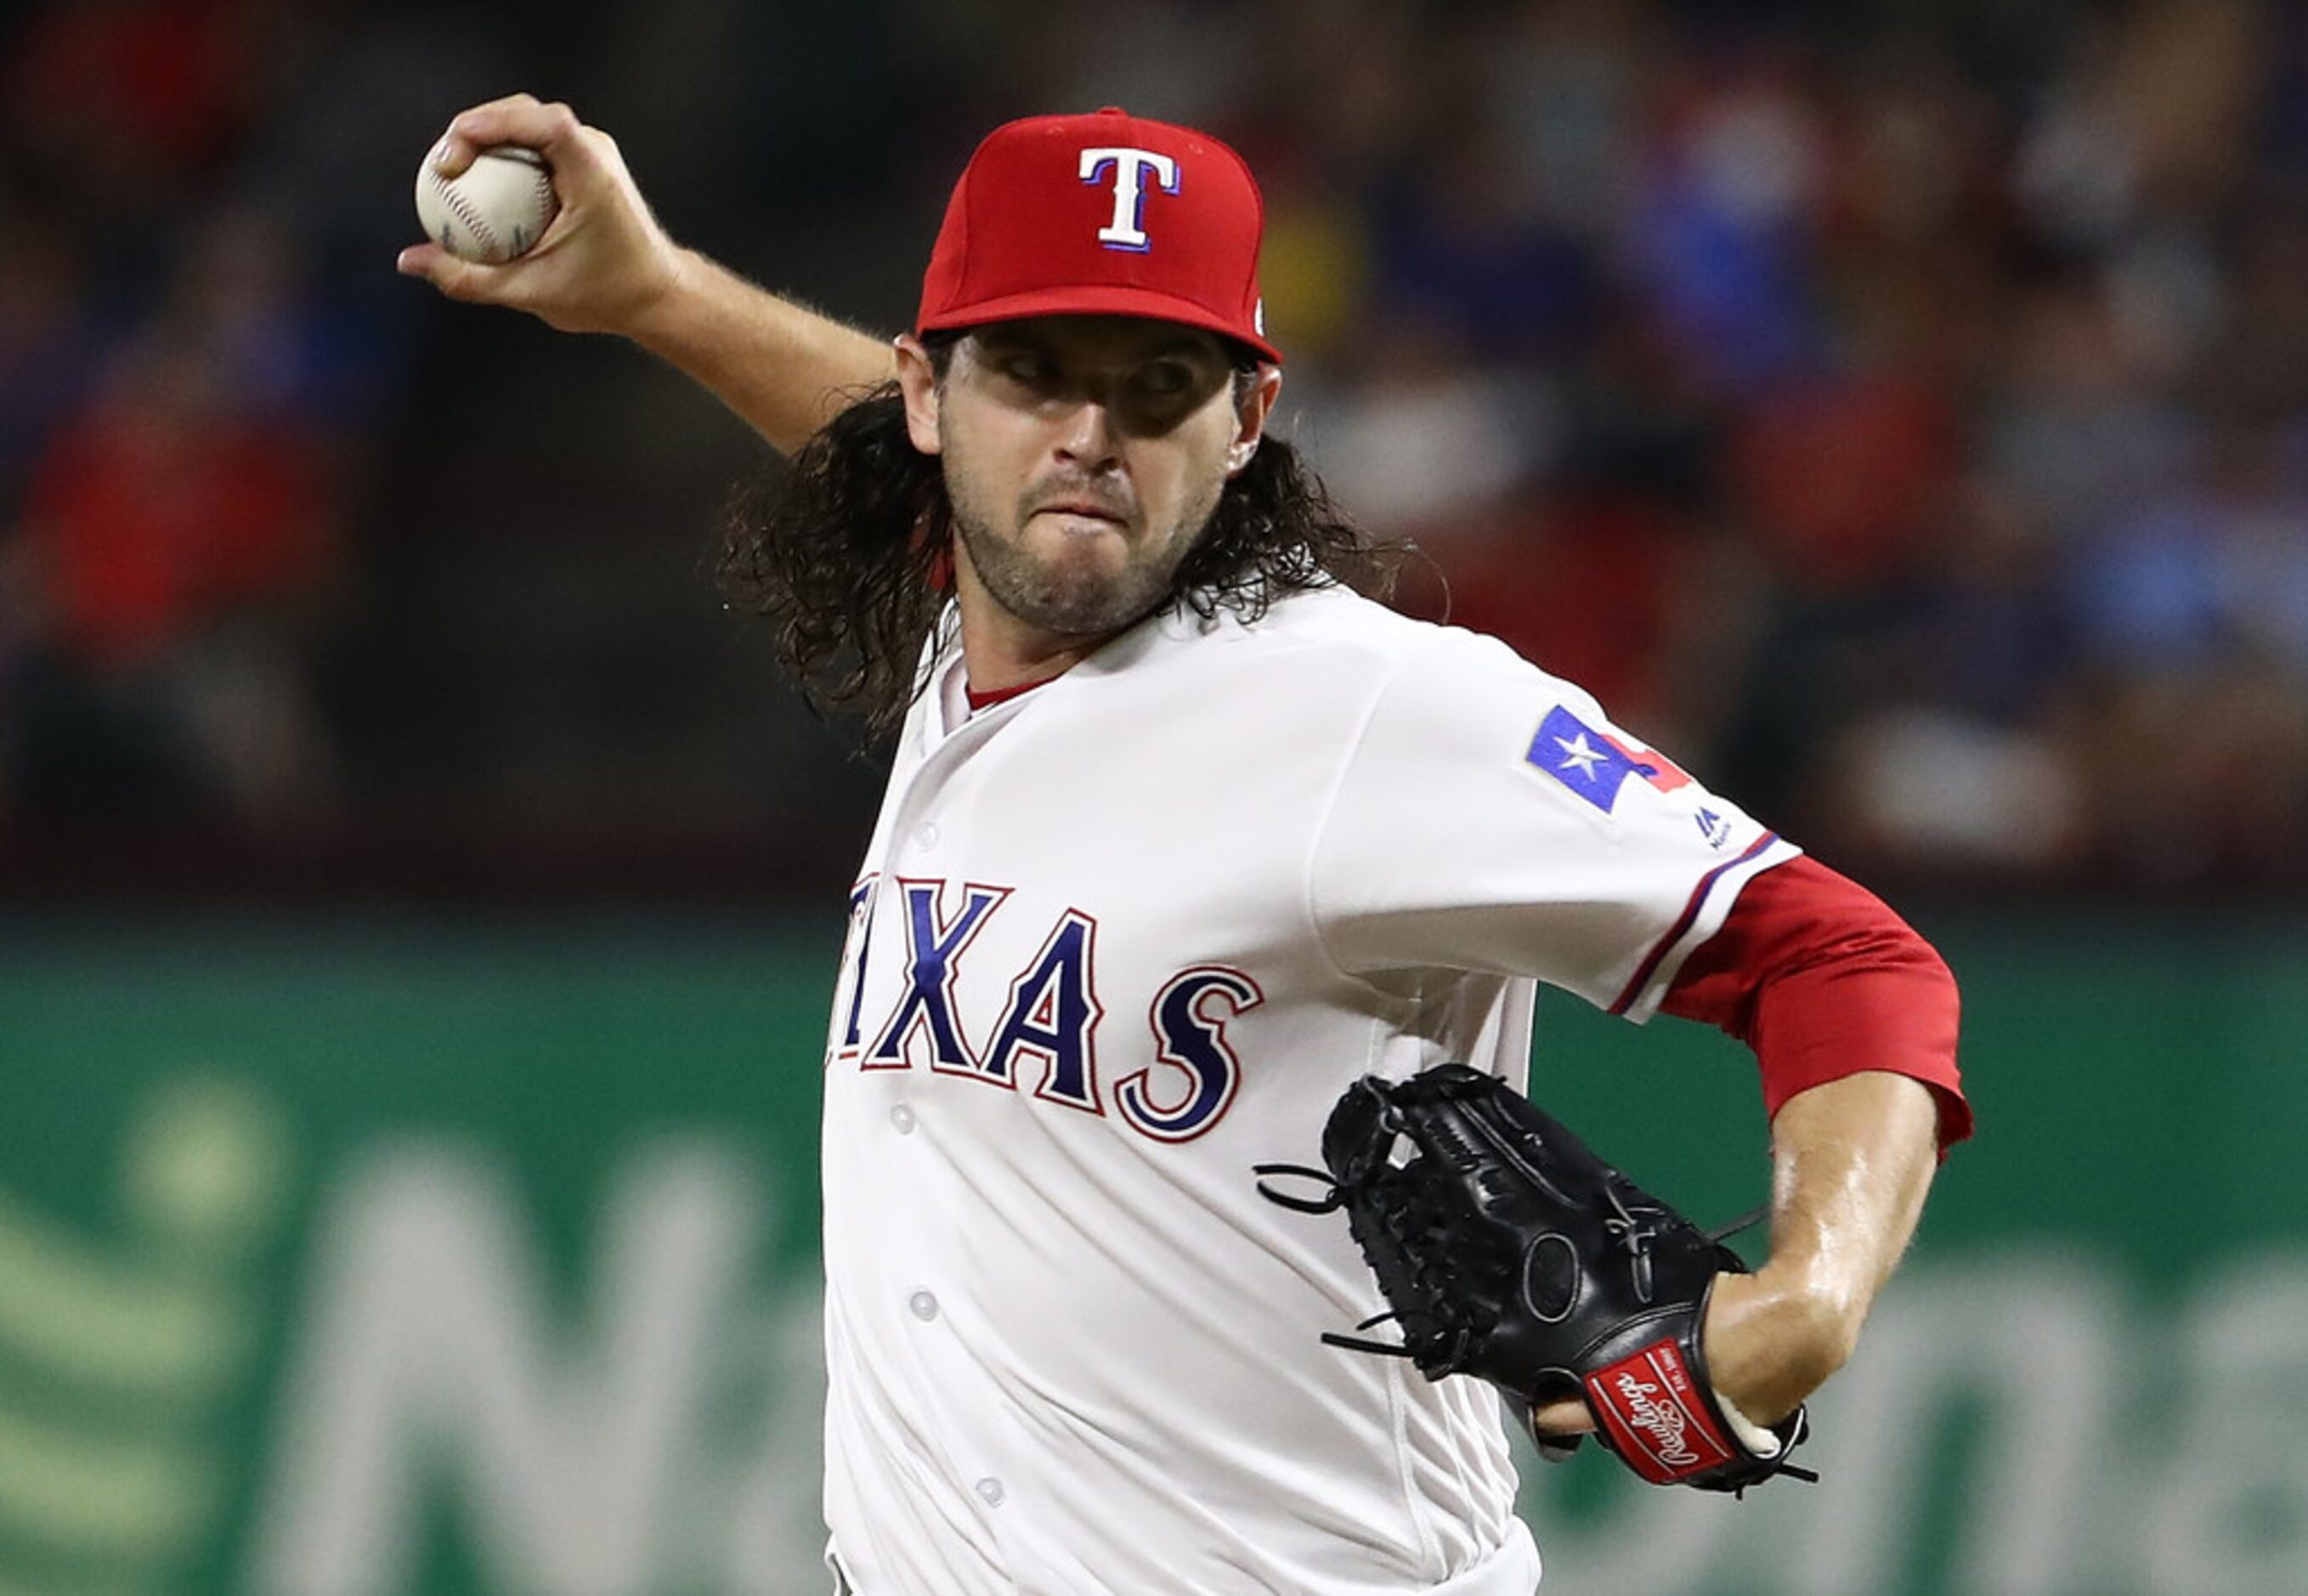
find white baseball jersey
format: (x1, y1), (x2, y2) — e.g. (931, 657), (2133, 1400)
(817, 582), (1797, 1594)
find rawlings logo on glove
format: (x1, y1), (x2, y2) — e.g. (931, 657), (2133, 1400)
(1257, 1062), (1816, 1493)
(1592, 1344), (1734, 1480)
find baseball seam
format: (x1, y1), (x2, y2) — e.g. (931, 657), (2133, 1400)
(428, 161), (552, 260)
(430, 167), (502, 258)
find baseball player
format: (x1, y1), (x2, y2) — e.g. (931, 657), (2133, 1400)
(403, 98), (1969, 1593)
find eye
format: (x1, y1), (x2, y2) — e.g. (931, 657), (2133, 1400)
(1133, 359), (1204, 399)
(997, 351), (1058, 383)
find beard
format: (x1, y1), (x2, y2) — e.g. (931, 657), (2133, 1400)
(942, 448), (1226, 640)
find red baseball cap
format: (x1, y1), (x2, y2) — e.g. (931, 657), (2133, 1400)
(915, 107), (1282, 365)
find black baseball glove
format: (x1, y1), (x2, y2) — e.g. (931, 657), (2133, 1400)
(1257, 1062), (1814, 1492)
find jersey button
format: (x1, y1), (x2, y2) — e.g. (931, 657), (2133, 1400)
(914, 823), (940, 849)
(908, 1290), (939, 1322)
(975, 1477), (1004, 1508)
(890, 1104), (916, 1135)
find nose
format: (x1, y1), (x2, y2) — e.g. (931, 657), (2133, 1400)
(1054, 387), (1121, 469)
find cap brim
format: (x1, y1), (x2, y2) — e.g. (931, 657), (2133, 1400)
(918, 285), (1283, 365)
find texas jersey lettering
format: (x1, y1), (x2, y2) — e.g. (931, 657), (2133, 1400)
(834, 880), (1250, 1138)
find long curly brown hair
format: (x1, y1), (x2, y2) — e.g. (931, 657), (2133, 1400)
(720, 340), (1399, 738)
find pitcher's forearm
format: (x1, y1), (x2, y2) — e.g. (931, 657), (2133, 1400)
(1706, 1069), (1941, 1419)
(628, 249), (897, 455)
(1763, 1069), (1940, 1328)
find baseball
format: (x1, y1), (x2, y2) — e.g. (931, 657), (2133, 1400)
(414, 144), (558, 263)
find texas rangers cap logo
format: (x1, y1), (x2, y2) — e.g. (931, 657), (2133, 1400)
(1079, 145), (1179, 252)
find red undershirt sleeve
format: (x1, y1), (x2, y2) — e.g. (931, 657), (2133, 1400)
(1661, 855), (1972, 1150)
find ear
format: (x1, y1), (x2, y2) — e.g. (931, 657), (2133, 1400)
(1225, 365), (1285, 477)
(893, 333), (942, 456)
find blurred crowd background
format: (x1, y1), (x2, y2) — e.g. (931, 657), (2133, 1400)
(7, 0), (2308, 904)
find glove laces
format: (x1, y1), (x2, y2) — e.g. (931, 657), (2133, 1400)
(1251, 1163), (1343, 1214)
(1255, 1160), (1499, 1371)
(1253, 1164), (1429, 1359)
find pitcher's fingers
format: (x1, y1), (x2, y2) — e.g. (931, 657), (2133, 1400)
(1530, 1396), (1597, 1436)
(427, 92), (547, 178)
(394, 242), (502, 303)
(440, 98), (602, 188)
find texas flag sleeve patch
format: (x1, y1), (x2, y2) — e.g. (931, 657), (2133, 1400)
(1526, 705), (1641, 812)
